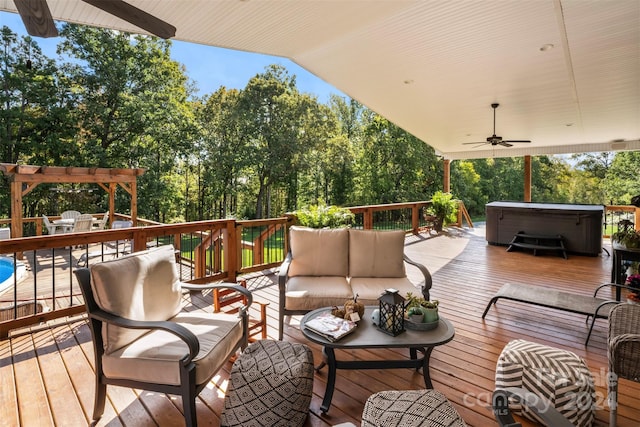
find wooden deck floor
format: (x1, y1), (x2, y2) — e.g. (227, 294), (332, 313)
(2, 224), (639, 426)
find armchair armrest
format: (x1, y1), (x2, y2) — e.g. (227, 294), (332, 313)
(89, 308), (200, 362)
(278, 252), (293, 289)
(493, 388), (574, 427)
(593, 282), (636, 298)
(181, 282), (254, 314)
(609, 333), (640, 372)
(403, 254), (433, 300)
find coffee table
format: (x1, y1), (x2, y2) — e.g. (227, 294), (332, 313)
(301, 305), (455, 414)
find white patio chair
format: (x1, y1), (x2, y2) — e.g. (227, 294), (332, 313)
(42, 215), (59, 235)
(61, 210), (81, 220)
(91, 213), (109, 230)
(71, 214), (94, 233)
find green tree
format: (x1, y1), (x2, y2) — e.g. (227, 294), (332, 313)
(354, 112), (439, 205)
(235, 65), (331, 218)
(1, 27), (78, 218)
(450, 160), (483, 216)
(58, 24), (196, 222)
(604, 151), (640, 204)
(196, 87), (247, 219)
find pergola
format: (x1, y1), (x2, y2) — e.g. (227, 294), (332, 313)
(0, 163), (145, 238)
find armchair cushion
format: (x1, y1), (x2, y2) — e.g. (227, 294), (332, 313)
(349, 230), (406, 278)
(288, 226), (349, 277)
(90, 245), (182, 354)
(102, 311), (243, 386)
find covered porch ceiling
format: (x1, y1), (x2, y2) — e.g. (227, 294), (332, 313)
(2, 0), (639, 160)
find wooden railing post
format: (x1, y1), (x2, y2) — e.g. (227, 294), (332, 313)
(363, 208), (373, 229)
(226, 220), (238, 282)
(411, 204), (420, 234)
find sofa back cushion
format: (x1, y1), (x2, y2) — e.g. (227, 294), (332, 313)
(288, 226), (349, 277)
(90, 244), (182, 354)
(349, 229), (406, 278)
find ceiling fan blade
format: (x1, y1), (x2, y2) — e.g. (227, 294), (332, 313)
(499, 142), (513, 147)
(13, 0), (59, 38)
(503, 140), (531, 143)
(462, 141), (487, 145)
(81, 0), (176, 39)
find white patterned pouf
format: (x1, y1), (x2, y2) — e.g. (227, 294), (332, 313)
(495, 339), (595, 427)
(221, 340), (314, 427)
(362, 390), (467, 427)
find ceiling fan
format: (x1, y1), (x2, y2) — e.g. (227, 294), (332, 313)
(13, 0), (176, 39)
(463, 103), (531, 148)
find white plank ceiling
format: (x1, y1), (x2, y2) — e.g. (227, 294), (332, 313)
(2, 0), (639, 159)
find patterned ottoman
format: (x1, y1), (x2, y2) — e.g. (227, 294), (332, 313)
(362, 390), (467, 427)
(221, 339), (314, 427)
(495, 339), (595, 427)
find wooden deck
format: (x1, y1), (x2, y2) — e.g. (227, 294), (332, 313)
(2, 224), (639, 426)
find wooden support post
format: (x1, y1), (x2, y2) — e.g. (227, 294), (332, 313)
(10, 180), (22, 240)
(524, 155), (532, 202)
(131, 180), (137, 226)
(443, 159), (451, 193)
(109, 183), (116, 225)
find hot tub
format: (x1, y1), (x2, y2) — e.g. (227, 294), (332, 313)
(485, 201), (603, 256)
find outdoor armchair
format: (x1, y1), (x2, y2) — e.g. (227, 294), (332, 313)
(608, 303), (640, 427)
(42, 215), (58, 235)
(92, 212), (109, 230)
(75, 245), (252, 427)
(61, 210), (81, 220)
(71, 213), (94, 233)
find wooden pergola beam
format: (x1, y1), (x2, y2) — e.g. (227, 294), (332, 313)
(0, 163), (145, 238)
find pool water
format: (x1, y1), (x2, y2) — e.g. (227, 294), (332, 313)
(0, 257), (26, 294)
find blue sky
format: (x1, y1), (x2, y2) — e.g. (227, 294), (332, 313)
(1, 11), (342, 103)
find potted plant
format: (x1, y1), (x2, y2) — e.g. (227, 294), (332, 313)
(407, 306), (424, 323)
(426, 191), (458, 232)
(626, 273), (640, 304)
(405, 292), (439, 323)
(611, 221), (640, 249)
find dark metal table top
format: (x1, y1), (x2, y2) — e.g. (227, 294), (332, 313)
(301, 306), (455, 349)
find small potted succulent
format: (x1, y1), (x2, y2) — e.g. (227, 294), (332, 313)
(405, 292), (439, 323)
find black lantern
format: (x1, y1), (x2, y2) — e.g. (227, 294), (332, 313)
(378, 289), (405, 336)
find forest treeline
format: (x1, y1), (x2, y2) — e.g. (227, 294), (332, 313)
(2, 25), (639, 223)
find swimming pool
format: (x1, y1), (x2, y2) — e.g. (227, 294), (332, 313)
(0, 256), (27, 294)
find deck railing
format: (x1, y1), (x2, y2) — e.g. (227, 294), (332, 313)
(2, 200), (635, 337)
(603, 205), (640, 237)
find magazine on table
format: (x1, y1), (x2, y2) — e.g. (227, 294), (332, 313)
(305, 312), (357, 342)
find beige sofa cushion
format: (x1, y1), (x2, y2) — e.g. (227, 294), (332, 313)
(285, 276), (353, 311)
(350, 277), (419, 305)
(288, 226), (349, 277)
(349, 230), (406, 278)
(102, 311), (243, 386)
(90, 245), (182, 354)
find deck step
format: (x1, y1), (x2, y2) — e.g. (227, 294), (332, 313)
(507, 232), (567, 259)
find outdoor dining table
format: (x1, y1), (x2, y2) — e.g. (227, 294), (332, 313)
(52, 218), (75, 233)
(52, 217), (99, 233)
